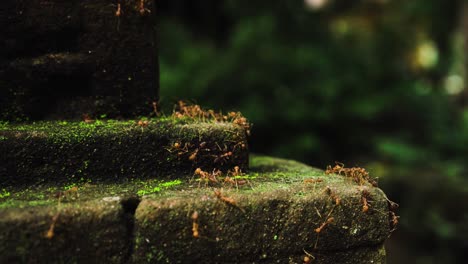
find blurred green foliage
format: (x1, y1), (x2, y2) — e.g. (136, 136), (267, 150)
(158, 0), (467, 263)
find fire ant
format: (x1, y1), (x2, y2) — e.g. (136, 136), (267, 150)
(315, 217), (334, 233)
(303, 248), (316, 264)
(54, 186), (79, 200)
(325, 162), (374, 186)
(389, 211), (399, 232)
(324, 186), (340, 206)
(230, 166), (242, 176)
(115, 3), (122, 17)
(214, 189), (245, 213)
(138, 0), (151, 15)
(166, 142), (190, 157)
(194, 168), (219, 186)
(137, 120), (149, 127)
(191, 211), (199, 238)
(224, 166), (248, 187)
(188, 142), (208, 162)
(214, 151), (233, 165)
(152, 101), (160, 117)
(45, 212), (60, 239)
(304, 178), (323, 184)
(361, 189), (371, 213)
(232, 141), (247, 151)
(325, 162), (345, 175)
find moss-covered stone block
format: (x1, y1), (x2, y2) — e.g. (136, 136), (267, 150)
(132, 156), (393, 263)
(0, 0), (158, 120)
(0, 119), (249, 187)
(0, 198), (132, 263)
(0, 156), (392, 263)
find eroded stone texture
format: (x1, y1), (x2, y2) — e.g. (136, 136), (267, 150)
(0, 0), (158, 120)
(0, 199), (131, 263)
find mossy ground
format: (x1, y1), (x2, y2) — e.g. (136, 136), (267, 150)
(0, 155), (391, 263)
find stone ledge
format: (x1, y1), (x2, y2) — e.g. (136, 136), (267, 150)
(0, 119), (249, 187)
(0, 156), (392, 263)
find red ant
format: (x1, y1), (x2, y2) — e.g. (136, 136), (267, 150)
(188, 142), (208, 162)
(191, 211), (199, 238)
(138, 0), (151, 15)
(214, 189), (245, 213)
(324, 186), (340, 206)
(315, 217), (334, 233)
(214, 151), (233, 164)
(194, 168), (220, 186)
(361, 189), (371, 213)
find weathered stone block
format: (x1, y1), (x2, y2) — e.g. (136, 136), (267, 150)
(0, 156), (393, 263)
(0, 198), (131, 263)
(0, 0), (158, 120)
(0, 119), (249, 187)
(132, 156), (392, 263)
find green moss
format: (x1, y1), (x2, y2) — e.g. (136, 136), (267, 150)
(0, 189), (10, 198)
(137, 179), (182, 196)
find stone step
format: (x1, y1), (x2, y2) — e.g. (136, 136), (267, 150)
(1, 0), (158, 120)
(0, 119), (249, 187)
(0, 156), (393, 263)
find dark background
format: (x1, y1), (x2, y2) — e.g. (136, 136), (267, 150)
(157, 0), (468, 263)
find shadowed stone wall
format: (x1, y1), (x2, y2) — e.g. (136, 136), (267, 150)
(0, 0), (158, 120)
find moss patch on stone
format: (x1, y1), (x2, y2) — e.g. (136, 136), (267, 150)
(0, 118), (249, 187)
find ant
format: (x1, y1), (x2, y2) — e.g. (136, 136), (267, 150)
(188, 142), (208, 162)
(389, 211), (399, 232)
(137, 120), (149, 127)
(214, 151), (233, 165)
(324, 186), (340, 206)
(227, 111), (251, 136)
(214, 189), (245, 213)
(315, 217), (334, 233)
(361, 189), (371, 213)
(152, 101), (160, 117)
(54, 186), (79, 201)
(325, 162), (374, 186)
(194, 168), (219, 186)
(325, 162), (345, 175)
(138, 0), (151, 15)
(115, 3), (122, 17)
(303, 249), (316, 263)
(47, 186), (79, 239)
(191, 211), (199, 238)
(224, 166), (248, 187)
(45, 212), (60, 239)
(166, 142), (190, 157)
(233, 141), (247, 151)
(304, 178), (323, 184)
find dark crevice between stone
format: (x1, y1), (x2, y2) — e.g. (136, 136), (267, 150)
(120, 196), (141, 264)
